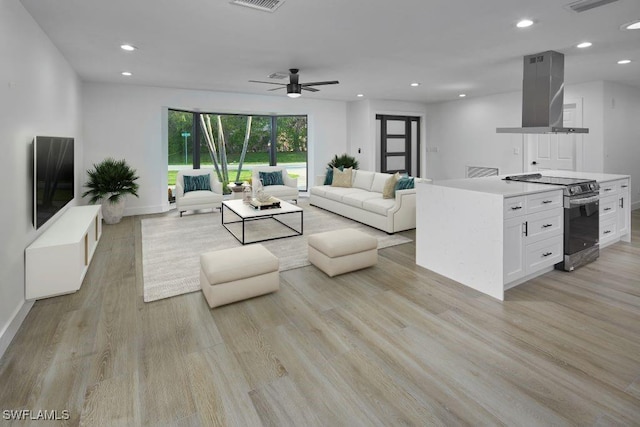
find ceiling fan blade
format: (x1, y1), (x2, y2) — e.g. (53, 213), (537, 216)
(249, 80), (287, 86)
(301, 86), (319, 92)
(301, 80), (339, 87)
(267, 87), (286, 91)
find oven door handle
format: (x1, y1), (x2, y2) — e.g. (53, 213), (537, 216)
(569, 195), (599, 207)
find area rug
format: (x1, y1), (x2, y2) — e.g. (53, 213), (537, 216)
(141, 202), (412, 302)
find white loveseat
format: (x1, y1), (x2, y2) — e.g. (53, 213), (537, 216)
(310, 170), (428, 233)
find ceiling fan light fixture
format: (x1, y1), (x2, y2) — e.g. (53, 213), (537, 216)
(286, 83), (301, 98)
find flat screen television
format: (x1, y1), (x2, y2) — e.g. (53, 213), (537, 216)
(33, 136), (75, 229)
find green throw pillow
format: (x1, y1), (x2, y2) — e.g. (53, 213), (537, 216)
(183, 174), (211, 193)
(259, 171), (284, 186)
(394, 176), (414, 196)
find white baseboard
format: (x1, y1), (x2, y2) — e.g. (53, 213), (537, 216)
(0, 300), (34, 358)
(123, 204), (167, 216)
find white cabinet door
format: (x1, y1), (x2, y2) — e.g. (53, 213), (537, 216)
(618, 183), (630, 238)
(504, 217), (525, 283)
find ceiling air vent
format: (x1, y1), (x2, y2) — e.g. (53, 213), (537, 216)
(230, 0), (285, 13)
(565, 0), (619, 13)
(268, 72), (288, 79)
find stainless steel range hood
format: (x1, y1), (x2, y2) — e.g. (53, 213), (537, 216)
(497, 50), (589, 134)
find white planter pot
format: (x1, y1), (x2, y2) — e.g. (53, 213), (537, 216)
(101, 197), (126, 224)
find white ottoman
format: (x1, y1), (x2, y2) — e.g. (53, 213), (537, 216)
(308, 228), (378, 277)
(200, 244), (279, 308)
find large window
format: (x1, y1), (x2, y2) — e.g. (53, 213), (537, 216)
(168, 110), (308, 194)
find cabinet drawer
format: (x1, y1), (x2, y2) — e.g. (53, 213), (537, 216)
(526, 209), (563, 244)
(526, 191), (563, 214)
(599, 182), (619, 196)
(504, 196), (526, 219)
(599, 195), (617, 219)
(600, 218), (617, 242)
(525, 235), (563, 275)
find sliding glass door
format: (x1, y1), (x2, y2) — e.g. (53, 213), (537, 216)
(168, 110), (308, 196)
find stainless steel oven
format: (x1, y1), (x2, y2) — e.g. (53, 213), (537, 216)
(561, 191), (599, 271)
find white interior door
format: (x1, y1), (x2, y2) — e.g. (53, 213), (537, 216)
(528, 102), (581, 172)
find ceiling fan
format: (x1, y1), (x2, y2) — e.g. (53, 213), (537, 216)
(249, 69), (339, 98)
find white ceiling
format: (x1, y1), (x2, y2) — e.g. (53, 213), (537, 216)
(20, 0), (640, 103)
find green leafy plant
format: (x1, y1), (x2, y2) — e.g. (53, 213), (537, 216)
(82, 158), (140, 204)
(327, 153), (359, 170)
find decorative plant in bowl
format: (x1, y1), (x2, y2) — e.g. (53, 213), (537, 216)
(82, 158), (139, 224)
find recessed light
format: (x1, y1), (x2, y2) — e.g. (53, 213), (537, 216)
(516, 19), (534, 28)
(410, 82), (420, 87)
(356, 94), (364, 97)
(576, 42), (592, 48)
(622, 20), (640, 30)
(617, 59), (631, 65)
(121, 71), (132, 76)
(120, 44), (136, 51)
(459, 94), (466, 98)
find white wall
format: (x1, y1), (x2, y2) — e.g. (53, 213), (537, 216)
(425, 91), (524, 180)
(82, 83), (348, 214)
(603, 81), (640, 209)
(347, 100), (372, 170)
(425, 82), (609, 181)
(0, 0), (82, 356)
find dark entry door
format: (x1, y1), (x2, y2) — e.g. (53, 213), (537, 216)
(376, 115), (420, 175)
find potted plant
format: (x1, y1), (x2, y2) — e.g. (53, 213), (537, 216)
(82, 158), (139, 224)
(328, 153), (359, 170)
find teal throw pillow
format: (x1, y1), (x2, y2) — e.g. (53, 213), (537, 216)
(394, 176), (414, 196)
(183, 174), (211, 193)
(259, 171), (284, 186)
(323, 166), (343, 185)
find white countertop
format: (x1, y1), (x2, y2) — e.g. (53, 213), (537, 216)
(422, 170), (630, 198)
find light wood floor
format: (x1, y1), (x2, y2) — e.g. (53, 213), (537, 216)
(1, 210), (640, 426)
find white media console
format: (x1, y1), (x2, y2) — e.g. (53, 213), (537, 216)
(25, 205), (102, 300)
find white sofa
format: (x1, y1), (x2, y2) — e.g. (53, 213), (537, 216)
(175, 169), (223, 217)
(252, 166), (299, 203)
(310, 170), (428, 233)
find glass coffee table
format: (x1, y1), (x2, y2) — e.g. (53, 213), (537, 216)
(221, 199), (303, 245)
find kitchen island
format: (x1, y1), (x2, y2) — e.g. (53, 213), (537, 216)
(416, 171), (631, 300)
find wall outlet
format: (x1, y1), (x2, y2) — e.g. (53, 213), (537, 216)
(513, 147), (520, 155)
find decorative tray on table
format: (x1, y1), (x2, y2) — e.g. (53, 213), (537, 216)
(249, 197), (281, 210)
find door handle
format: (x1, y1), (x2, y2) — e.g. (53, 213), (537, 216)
(523, 221), (528, 236)
(511, 206), (522, 210)
(531, 161), (538, 165)
(542, 200), (553, 204)
(542, 252), (553, 257)
(604, 207), (612, 211)
(620, 197), (624, 208)
(542, 224), (553, 228)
